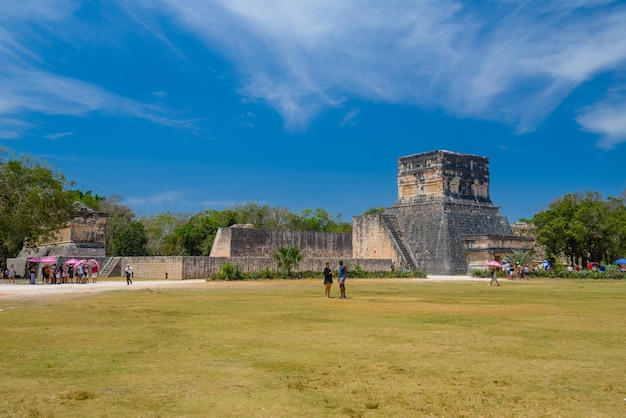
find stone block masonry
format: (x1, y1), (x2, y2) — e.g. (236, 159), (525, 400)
(211, 227), (352, 259)
(120, 256), (391, 280)
(352, 150), (533, 275)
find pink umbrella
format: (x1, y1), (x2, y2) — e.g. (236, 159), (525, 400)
(27, 257), (41, 262)
(87, 259), (100, 270)
(486, 261), (502, 268)
(64, 258), (80, 265)
(40, 256), (57, 263)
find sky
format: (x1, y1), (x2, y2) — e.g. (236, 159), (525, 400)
(1, 0), (626, 224)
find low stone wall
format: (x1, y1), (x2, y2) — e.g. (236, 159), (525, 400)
(119, 256), (392, 280)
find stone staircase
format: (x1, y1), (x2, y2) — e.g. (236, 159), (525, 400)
(100, 257), (121, 278)
(381, 214), (417, 270)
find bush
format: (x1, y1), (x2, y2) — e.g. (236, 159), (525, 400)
(211, 263), (247, 281)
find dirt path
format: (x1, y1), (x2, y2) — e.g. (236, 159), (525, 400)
(0, 275), (483, 301)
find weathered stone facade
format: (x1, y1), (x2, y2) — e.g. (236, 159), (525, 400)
(210, 227), (352, 259)
(9, 203), (108, 276)
(353, 150), (533, 274)
(119, 256), (390, 280)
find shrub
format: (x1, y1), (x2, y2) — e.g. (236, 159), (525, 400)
(211, 262), (246, 281)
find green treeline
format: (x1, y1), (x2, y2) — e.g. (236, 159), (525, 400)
(532, 191), (626, 266)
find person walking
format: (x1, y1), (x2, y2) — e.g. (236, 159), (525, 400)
(323, 262), (333, 298)
(338, 260), (348, 299)
(125, 264), (133, 285)
(490, 267), (500, 286)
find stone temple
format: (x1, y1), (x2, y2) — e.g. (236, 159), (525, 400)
(352, 150), (532, 274)
(8, 150), (532, 278)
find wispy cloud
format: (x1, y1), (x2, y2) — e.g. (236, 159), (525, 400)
(125, 191), (185, 207)
(0, 1), (196, 139)
(3, 1), (626, 148)
(577, 90), (626, 150)
(45, 131), (74, 141)
(143, 0), (626, 145)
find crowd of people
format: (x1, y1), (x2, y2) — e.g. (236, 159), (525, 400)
(33, 262), (98, 284)
(1, 261), (100, 285)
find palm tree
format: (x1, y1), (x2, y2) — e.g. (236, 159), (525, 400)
(504, 249), (535, 266)
(272, 247), (304, 278)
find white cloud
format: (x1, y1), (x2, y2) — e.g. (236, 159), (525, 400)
(45, 131), (74, 141)
(577, 93), (626, 150)
(3, 1), (626, 147)
(125, 191), (184, 207)
(142, 0), (626, 141)
(0, 0), (196, 139)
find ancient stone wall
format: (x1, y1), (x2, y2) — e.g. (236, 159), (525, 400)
(120, 256), (391, 280)
(352, 214), (402, 262)
(397, 150), (491, 204)
(210, 227), (353, 259)
(463, 235), (535, 273)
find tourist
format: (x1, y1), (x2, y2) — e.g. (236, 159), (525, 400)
(489, 267), (500, 286)
(7, 264), (16, 284)
(76, 263), (84, 283)
(323, 262), (333, 298)
(42, 264), (51, 284)
(91, 264), (98, 283)
(338, 260), (348, 299)
(29, 267), (36, 285)
(62, 265), (69, 283)
(54, 264), (61, 284)
(125, 264), (133, 285)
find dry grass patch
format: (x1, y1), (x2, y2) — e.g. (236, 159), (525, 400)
(0, 278), (624, 417)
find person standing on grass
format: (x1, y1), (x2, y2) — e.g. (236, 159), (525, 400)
(338, 260), (348, 299)
(7, 264), (16, 284)
(125, 264), (133, 285)
(323, 262), (333, 298)
(490, 267), (500, 286)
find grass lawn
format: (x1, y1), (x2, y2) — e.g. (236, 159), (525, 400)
(0, 278), (624, 417)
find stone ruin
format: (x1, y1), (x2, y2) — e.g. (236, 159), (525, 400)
(10, 202), (108, 276)
(7, 150), (533, 279)
(353, 150), (533, 274)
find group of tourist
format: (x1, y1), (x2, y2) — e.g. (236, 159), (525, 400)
(23, 262), (99, 285)
(502, 262), (530, 280)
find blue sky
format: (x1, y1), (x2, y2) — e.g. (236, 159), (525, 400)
(2, 1), (626, 223)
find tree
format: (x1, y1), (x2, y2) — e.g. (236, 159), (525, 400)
(272, 247), (304, 278)
(142, 212), (191, 255)
(70, 190), (105, 210)
(110, 220), (148, 256)
(99, 195), (148, 256)
(504, 249), (534, 266)
(0, 151), (75, 267)
(176, 210), (223, 256)
(363, 207), (386, 215)
(533, 191), (626, 266)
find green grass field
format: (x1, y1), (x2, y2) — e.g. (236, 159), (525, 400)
(1, 278), (624, 417)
